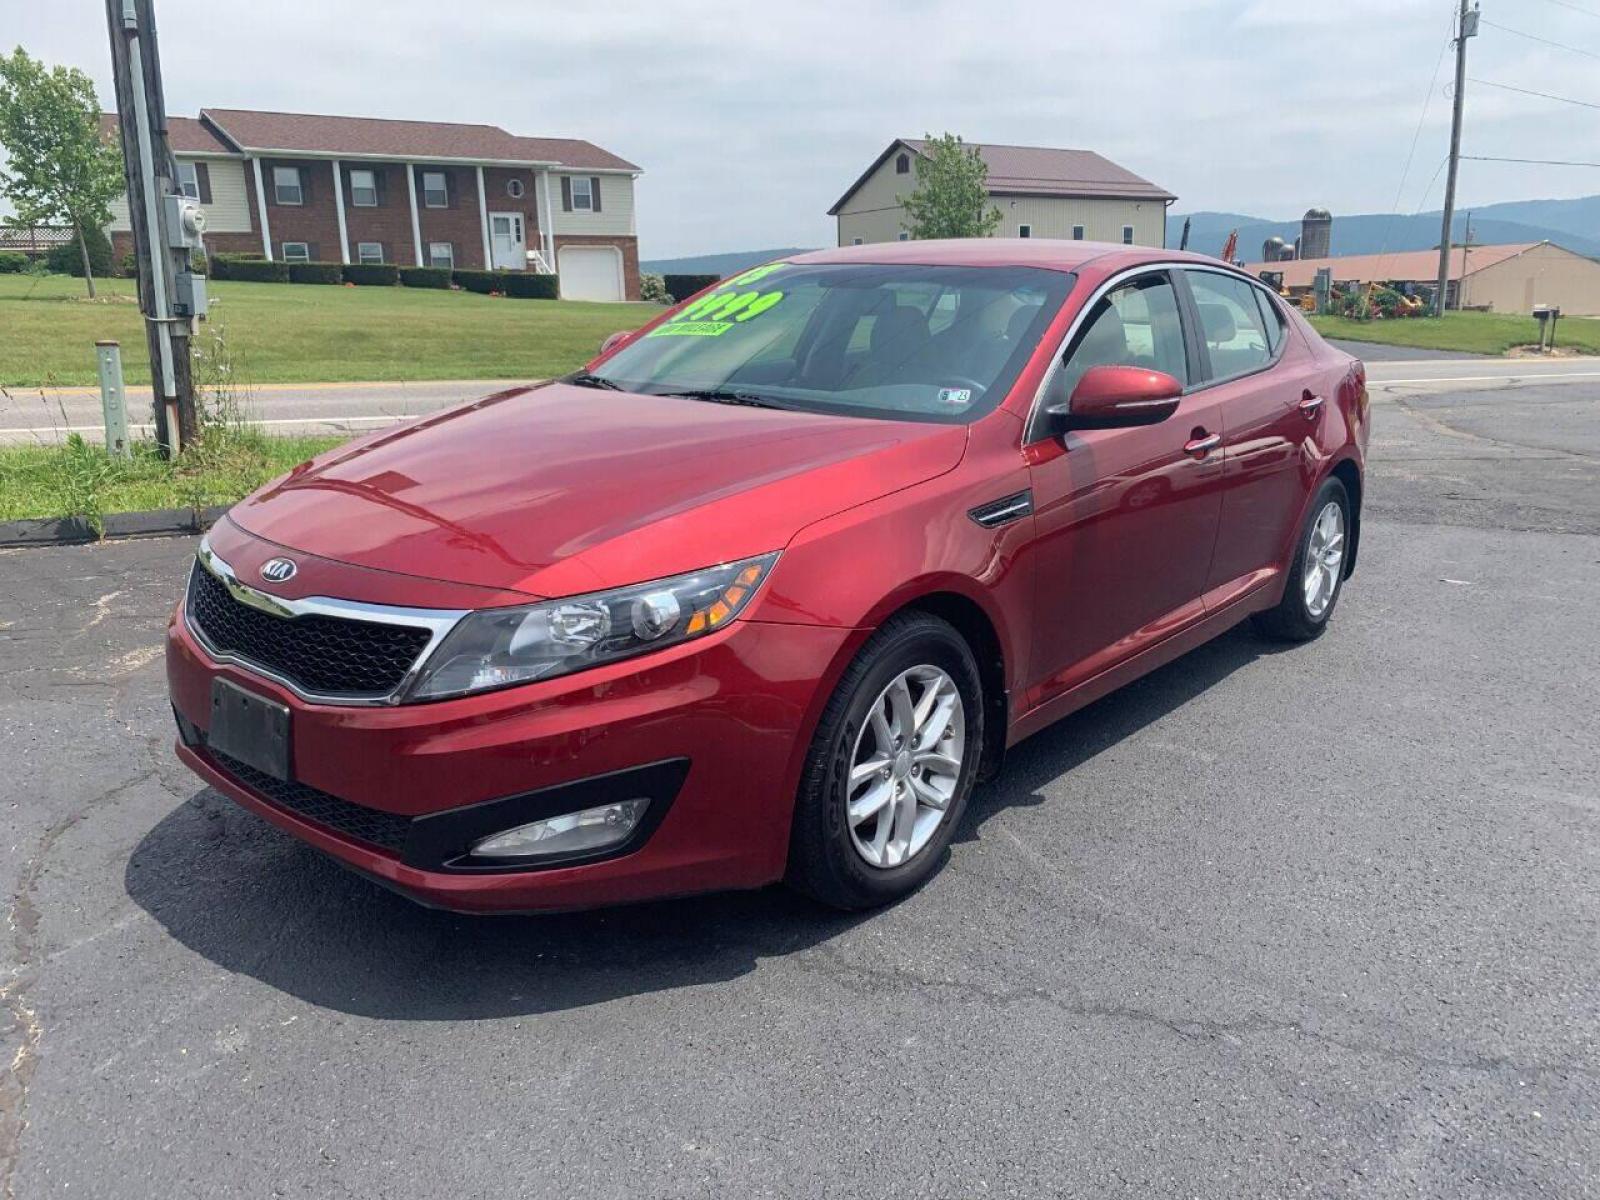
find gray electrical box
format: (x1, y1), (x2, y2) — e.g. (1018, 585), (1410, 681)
(164, 194), (207, 250)
(173, 270), (208, 319)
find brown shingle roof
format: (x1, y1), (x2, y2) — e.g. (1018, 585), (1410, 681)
(506, 136), (639, 172)
(1242, 243), (1540, 289)
(196, 108), (638, 170)
(907, 139), (1175, 202)
(829, 138), (1174, 214)
(98, 113), (236, 155)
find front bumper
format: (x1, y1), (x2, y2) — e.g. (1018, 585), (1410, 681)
(167, 597), (857, 913)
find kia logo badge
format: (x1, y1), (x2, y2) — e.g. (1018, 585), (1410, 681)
(260, 558), (297, 583)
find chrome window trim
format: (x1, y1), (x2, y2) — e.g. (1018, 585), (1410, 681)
(185, 544), (467, 707)
(1023, 259), (1288, 444)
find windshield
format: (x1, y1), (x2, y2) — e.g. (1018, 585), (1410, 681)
(588, 262), (1075, 423)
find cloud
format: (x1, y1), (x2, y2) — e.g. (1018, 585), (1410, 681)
(6, 0), (1598, 255)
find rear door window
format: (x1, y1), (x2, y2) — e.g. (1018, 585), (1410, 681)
(1184, 271), (1276, 381)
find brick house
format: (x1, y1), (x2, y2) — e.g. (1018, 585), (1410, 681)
(106, 108), (642, 300)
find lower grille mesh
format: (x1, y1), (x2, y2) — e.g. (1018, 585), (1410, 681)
(207, 747), (412, 855)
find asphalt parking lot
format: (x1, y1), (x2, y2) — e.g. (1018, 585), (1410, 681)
(2, 369), (1597, 1198)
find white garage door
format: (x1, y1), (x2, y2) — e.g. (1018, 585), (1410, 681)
(558, 246), (624, 302)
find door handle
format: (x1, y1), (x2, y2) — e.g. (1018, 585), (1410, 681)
(1299, 391), (1325, 418)
(1184, 432), (1222, 458)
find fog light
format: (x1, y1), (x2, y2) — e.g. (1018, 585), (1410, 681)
(471, 798), (649, 859)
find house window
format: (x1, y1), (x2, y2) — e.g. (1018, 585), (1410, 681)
(1122, 225), (1135, 245)
(349, 168), (378, 207)
(176, 161), (200, 200)
(897, 231), (910, 242)
(357, 242), (384, 264)
(570, 175), (594, 211)
(1072, 225), (1085, 240)
(895, 153), (910, 175)
(273, 166), (303, 205)
(851, 237), (863, 246)
(281, 241), (310, 262)
(1018, 224), (1032, 239)
(428, 242), (454, 270)
(422, 170), (448, 208)
(506, 177), (525, 199)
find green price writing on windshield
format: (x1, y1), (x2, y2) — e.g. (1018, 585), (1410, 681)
(648, 285), (786, 338)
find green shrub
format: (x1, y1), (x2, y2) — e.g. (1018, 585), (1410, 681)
(663, 273), (719, 302)
(504, 272), (558, 299)
(453, 268), (511, 295)
(288, 261), (343, 285)
(342, 262), (400, 286)
(213, 256), (289, 283)
(0, 251), (27, 274)
(399, 266), (451, 289)
(639, 273), (669, 304)
(117, 252), (137, 277)
(46, 225), (114, 277)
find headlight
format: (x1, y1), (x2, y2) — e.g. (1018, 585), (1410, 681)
(405, 552), (778, 700)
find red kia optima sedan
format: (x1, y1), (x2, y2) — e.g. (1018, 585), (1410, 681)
(166, 240), (1367, 913)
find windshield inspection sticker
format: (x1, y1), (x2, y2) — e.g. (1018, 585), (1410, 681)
(937, 387), (974, 408)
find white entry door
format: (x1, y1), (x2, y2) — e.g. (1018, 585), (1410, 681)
(558, 245), (625, 301)
(489, 213), (525, 269)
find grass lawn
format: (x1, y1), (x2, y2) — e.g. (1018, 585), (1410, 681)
(1307, 310), (1600, 356)
(0, 432), (345, 526)
(0, 273), (661, 388)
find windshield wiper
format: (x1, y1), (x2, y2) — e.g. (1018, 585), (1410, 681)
(655, 388), (793, 410)
(565, 371), (625, 391)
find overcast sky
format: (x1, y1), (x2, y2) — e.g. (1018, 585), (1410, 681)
(7, 0), (1600, 257)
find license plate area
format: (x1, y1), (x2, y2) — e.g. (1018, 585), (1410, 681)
(209, 678), (292, 781)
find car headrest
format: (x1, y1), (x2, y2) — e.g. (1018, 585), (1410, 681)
(1076, 303), (1127, 363)
(871, 304), (930, 355)
(1005, 304), (1037, 342)
(1197, 301), (1237, 345)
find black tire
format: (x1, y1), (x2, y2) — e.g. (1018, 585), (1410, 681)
(1253, 476), (1351, 642)
(786, 612), (984, 910)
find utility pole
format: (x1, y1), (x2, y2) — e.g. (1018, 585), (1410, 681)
(103, 0), (207, 456)
(1434, 0), (1479, 317)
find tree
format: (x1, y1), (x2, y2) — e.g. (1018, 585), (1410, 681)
(898, 133), (1001, 241)
(0, 47), (124, 298)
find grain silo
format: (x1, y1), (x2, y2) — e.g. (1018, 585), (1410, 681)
(1301, 208), (1333, 260)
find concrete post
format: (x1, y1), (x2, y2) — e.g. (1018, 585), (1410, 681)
(95, 340), (132, 459)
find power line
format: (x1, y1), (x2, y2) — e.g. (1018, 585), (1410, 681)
(1461, 153), (1600, 166)
(1528, 0), (1600, 20)
(1479, 17), (1600, 60)
(1466, 76), (1600, 109)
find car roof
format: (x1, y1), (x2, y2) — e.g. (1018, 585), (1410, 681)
(788, 238), (1242, 276)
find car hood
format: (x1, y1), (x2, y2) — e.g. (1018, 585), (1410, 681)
(227, 383), (967, 597)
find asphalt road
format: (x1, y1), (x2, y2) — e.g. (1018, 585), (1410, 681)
(1, 373), (1597, 1197)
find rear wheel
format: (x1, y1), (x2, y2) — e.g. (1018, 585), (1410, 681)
(1253, 476), (1351, 642)
(787, 612), (983, 909)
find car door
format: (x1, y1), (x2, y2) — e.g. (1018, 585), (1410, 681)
(1179, 269), (1323, 605)
(1023, 269), (1227, 704)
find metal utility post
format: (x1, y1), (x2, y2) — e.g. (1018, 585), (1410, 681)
(95, 340), (132, 459)
(103, 0), (208, 457)
(1434, 0), (1478, 317)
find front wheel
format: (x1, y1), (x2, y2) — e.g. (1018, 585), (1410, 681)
(786, 612), (984, 910)
(1253, 476), (1351, 642)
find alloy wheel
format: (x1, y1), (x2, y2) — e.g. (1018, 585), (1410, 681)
(845, 665), (965, 869)
(1303, 500), (1346, 619)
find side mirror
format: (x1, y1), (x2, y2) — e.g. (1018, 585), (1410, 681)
(599, 329), (634, 356)
(1044, 364), (1182, 434)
